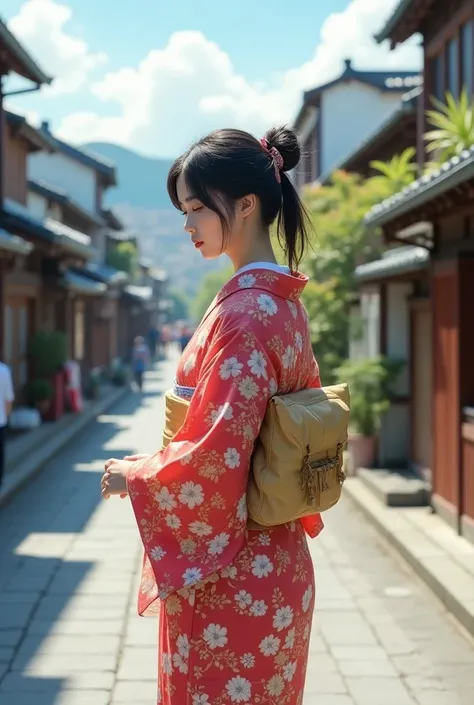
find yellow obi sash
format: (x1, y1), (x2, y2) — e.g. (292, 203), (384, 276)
(162, 390), (189, 448)
(162, 389), (265, 530)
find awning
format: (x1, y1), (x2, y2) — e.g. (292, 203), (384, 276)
(124, 285), (153, 301)
(85, 262), (128, 285)
(62, 270), (107, 296)
(0, 229), (33, 256)
(2, 200), (97, 260)
(355, 246), (429, 283)
(45, 217), (97, 260)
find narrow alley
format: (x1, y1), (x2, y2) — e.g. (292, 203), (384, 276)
(0, 357), (473, 705)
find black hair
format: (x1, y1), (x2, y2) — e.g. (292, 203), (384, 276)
(167, 125), (311, 271)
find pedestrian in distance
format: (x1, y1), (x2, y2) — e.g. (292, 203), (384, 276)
(131, 336), (150, 392)
(0, 360), (14, 488)
(101, 125), (324, 705)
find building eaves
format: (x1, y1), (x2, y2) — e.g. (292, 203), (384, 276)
(102, 208), (124, 231)
(39, 123), (117, 187)
(28, 179), (105, 227)
(6, 111), (56, 153)
(355, 245), (428, 282)
(0, 17), (52, 85)
(85, 262), (128, 286)
(0, 228), (33, 255)
(62, 269), (107, 296)
(375, 0), (435, 47)
(2, 199), (96, 260)
(293, 59), (420, 130)
(365, 146), (474, 228)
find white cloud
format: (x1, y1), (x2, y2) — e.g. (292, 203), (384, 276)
(41, 0), (422, 155)
(8, 0), (107, 95)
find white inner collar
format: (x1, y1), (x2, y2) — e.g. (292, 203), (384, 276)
(236, 261), (291, 276)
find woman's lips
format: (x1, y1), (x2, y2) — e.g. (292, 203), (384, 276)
(194, 241), (204, 249)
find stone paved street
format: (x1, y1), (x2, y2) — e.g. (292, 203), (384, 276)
(1, 354), (474, 705)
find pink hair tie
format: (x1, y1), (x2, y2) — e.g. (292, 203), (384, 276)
(260, 137), (284, 184)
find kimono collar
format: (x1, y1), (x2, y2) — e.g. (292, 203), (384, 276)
(204, 267), (308, 320)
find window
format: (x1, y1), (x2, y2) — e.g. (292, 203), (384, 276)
(447, 37), (459, 98)
(461, 21), (474, 95)
(431, 54), (444, 100)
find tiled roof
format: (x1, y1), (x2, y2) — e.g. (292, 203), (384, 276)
(0, 17), (51, 85)
(365, 146), (474, 227)
(0, 229), (33, 256)
(294, 59), (420, 129)
(62, 269), (107, 296)
(39, 122), (117, 187)
(85, 262), (128, 285)
(355, 246), (429, 282)
(2, 199), (96, 260)
(5, 111), (56, 152)
(28, 179), (105, 227)
(375, 0), (435, 46)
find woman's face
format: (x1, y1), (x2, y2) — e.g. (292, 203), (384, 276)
(176, 173), (229, 260)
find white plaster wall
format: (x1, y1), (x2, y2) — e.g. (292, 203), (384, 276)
(320, 82), (403, 175)
(28, 152), (97, 215)
(27, 192), (47, 219)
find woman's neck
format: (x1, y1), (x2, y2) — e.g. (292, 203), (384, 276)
(227, 234), (277, 272)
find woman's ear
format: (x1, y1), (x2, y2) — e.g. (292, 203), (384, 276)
(239, 194), (257, 219)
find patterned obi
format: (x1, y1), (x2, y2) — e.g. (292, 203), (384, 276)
(173, 380), (195, 400)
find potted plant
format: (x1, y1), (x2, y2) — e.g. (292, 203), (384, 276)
(336, 356), (405, 475)
(28, 330), (68, 420)
(25, 378), (54, 416)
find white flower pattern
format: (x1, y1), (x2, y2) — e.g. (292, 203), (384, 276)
(126, 268), (323, 705)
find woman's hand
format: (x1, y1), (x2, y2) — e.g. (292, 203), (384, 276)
(124, 454), (150, 462)
(101, 458), (131, 499)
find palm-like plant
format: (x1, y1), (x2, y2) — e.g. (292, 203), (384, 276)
(368, 147), (418, 194)
(425, 89), (474, 165)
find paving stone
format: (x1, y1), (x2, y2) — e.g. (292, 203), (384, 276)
(26, 618), (124, 637)
(0, 630), (22, 647)
(11, 652), (117, 674)
(303, 697), (355, 705)
(0, 671), (115, 692)
(338, 659), (398, 677)
(116, 647), (156, 681)
(17, 634), (121, 656)
(304, 672), (347, 694)
(112, 680), (158, 702)
(0, 690), (110, 705)
(346, 677), (416, 705)
(0, 646), (14, 664)
(317, 611), (378, 646)
(0, 602), (35, 629)
(331, 645), (391, 661)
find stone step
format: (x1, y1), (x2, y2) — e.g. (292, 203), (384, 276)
(356, 467), (430, 507)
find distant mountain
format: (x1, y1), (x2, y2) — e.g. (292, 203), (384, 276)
(83, 142), (223, 296)
(84, 142), (174, 209)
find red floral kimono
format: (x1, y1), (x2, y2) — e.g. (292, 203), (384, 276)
(127, 266), (324, 705)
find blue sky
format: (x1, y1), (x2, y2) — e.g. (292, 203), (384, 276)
(2, 0), (421, 157)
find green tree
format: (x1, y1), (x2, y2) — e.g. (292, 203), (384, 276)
(369, 147), (418, 192)
(191, 267), (232, 322)
(168, 288), (190, 322)
(301, 170), (410, 384)
(106, 241), (138, 278)
(425, 89), (474, 165)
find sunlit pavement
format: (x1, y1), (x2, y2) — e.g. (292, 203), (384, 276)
(0, 352), (473, 705)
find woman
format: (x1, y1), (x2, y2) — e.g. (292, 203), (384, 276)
(101, 126), (323, 705)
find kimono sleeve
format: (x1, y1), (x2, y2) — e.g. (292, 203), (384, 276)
(126, 318), (275, 601)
